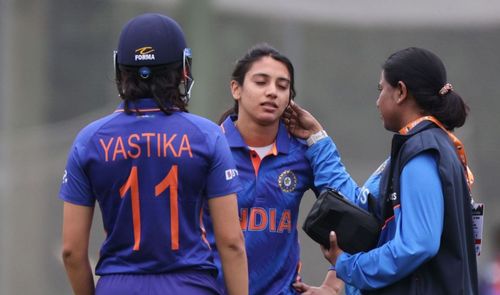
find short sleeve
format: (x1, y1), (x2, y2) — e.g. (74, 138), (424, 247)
(58, 142), (95, 207)
(204, 133), (241, 198)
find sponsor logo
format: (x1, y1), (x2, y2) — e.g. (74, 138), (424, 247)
(135, 46), (155, 61)
(62, 170), (68, 184)
(225, 169), (239, 180)
(359, 187), (369, 204)
(374, 159), (388, 175)
(278, 170), (297, 193)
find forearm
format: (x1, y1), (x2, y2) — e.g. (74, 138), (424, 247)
(217, 239), (248, 295)
(61, 202), (95, 295)
(306, 137), (361, 201)
(63, 254), (95, 295)
(209, 195), (249, 295)
(336, 153), (444, 289)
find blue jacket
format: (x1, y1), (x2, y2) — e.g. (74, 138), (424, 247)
(306, 121), (477, 294)
(362, 121), (478, 294)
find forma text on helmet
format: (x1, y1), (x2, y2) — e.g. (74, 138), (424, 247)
(135, 47), (156, 61)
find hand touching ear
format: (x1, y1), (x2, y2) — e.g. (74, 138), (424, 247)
(283, 101), (323, 139)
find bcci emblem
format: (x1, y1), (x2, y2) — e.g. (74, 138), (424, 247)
(278, 170), (297, 193)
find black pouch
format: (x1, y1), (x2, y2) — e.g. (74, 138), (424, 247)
(302, 188), (380, 254)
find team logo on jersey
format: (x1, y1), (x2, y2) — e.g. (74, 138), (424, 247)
(135, 46), (155, 61)
(278, 170), (297, 193)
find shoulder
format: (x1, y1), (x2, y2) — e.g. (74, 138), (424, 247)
(174, 113), (226, 151)
(404, 124), (453, 151)
(176, 112), (223, 134)
(277, 121), (307, 152)
(73, 112), (121, 147)
(288, 135), (308, 155)
(399, 127), (446, 163)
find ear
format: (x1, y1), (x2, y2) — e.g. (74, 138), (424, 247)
(230, 80), (241, 101)
(395, 81), (409, 104)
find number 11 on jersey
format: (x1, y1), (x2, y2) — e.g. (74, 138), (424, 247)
(120, 165), (179, 251)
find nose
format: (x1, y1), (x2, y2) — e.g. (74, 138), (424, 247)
(376, 96), (380, 108)
(265, 84), (278, 99)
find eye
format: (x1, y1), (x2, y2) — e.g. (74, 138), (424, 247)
(255, 80), (266, 86)
(377, 84), (382, 91)
(277, 84), (288, 90)
(277, 80), (290, 90)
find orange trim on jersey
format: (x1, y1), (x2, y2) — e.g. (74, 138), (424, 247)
(381, 215), (395, 231)
(270, 142), (278, 156)
(250, 150), (261, 176)
(296, 260), (303, 275)
(399, 116), (474, 189)
(114, 108), (162, 113)
(381, 204), (400, 230)
(249, 142), (278, 176)
(199, 207), (211, 249)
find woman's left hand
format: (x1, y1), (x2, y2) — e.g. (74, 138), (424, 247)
(282, 101), (323, 140)
(293, 283), (340, 295)
(321, 231), (344, 266)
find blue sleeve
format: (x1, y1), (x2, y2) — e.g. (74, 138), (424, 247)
(205, 132), (241, 198)
(59, 142), (96, 207)
(306, 137), (368, 208)
(335, 152), (444, 290)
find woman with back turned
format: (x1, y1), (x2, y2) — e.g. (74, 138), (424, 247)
(59, 13), (248, 295)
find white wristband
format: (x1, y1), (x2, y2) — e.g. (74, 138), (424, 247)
(306, 130), (328, 146)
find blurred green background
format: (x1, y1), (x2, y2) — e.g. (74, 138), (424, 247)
(1, 0), (499, 294)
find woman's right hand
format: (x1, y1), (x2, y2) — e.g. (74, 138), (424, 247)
(283, 101), (324, 140)
(293, 265), (343, 295)
(293, 281), (340, 295)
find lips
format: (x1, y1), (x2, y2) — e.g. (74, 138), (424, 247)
(260, 101), (279, 111)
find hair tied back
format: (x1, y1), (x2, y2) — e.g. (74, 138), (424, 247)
(439, 83), (453, 96)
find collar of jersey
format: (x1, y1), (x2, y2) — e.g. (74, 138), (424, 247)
(221, 115), (290, 155)
(115, 98), (169, 112)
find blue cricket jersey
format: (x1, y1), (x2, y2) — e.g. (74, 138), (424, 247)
(59, 98), (240, 276)
(206, 116), (319, 295)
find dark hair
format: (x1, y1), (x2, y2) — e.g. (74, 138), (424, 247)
(218, 43), (296, 124)
(383, 47), (469, 130)
(116, 62), (188, 115)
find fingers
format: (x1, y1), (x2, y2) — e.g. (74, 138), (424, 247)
(283, 106), (298, 131)
(321, 244), (330, 260)
(283, 106), (292, 119)
(329, 231), (337, 248)
(289, 100), (301, 112)
(320, 231), (341, 265)
(292, 281), (310, 292)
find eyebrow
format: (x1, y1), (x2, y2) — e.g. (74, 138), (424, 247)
(252, 73), (290, 84)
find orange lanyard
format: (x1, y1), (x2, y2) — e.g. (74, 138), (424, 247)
(399, 116), (474, 190)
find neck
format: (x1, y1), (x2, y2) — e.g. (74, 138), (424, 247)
(401, 113), (425, 127)
(396, 99), (426, 131)
(235, 115), (279, 147)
